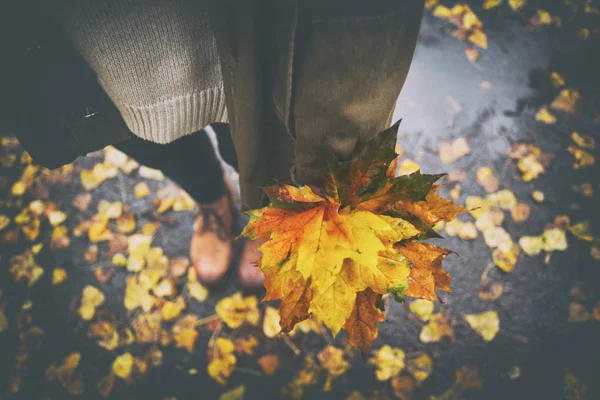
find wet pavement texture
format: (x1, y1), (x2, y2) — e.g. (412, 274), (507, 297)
(1, 1), (600, 399)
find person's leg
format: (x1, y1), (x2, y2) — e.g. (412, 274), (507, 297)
(115, 130), (227, 204)
(115, 129), (235, 286)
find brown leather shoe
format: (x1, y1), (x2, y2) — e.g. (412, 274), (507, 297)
(190, 193), (234, 287)
(237, 237), (266, 292)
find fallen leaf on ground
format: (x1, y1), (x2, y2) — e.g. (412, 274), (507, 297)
(45, 352), (85, 395)
(409, 299), (435, 321)
(406, 354), (433, 383)
(234, 336), (259, 355)
(208, 337), (237, 385)
(134, 182), (151, 199)
(531, 190), (545, 203)
(216, 292), (260, 329)
(257, 354), (280, 376)
(550, 71), (565, 87)
(172, 315), (199, 353)
(465, 48), (480, 62)
(492, 244), (520, 272)
(52, 268), (68, 285)
(220, 385), (245, 400)
(439, 137), (471, 164)
(456, 365), (484, 390)
(476, 167), (499, 193)
(511, 203), (531, 223)
(369, 345), (405, 381)
(463, 311), (500, 341)
(78, 285), (105, 321)
(138, 166), (164, 180)
(10, 250), (44, 287)
(568, 302), (591, 323)
(551, 89), (582, 115)
(568, 221), (594, 242)
(420, 313), (454, 343)
(81, 163), (118, 191)
(478, 280), (504, 301)
(571, 132), (595, 149)
(568, 146), (595, 169)
(318, 346), (349, 378)
(535, 106), (557, 124)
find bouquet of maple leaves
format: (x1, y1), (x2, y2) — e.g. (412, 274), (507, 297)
(241, 121), (465, 352)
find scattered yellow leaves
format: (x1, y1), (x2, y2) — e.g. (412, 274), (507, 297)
(519, 227), (567, 257)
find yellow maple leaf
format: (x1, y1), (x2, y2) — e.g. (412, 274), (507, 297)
(240, 124), (463, 350)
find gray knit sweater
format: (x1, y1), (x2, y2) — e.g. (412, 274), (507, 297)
(55, 0), (227, 143)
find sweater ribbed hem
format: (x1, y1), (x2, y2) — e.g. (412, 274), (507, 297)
(118, 86), (228, 144)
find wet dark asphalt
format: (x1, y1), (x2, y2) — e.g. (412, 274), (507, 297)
(1, 2), (600, 400)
